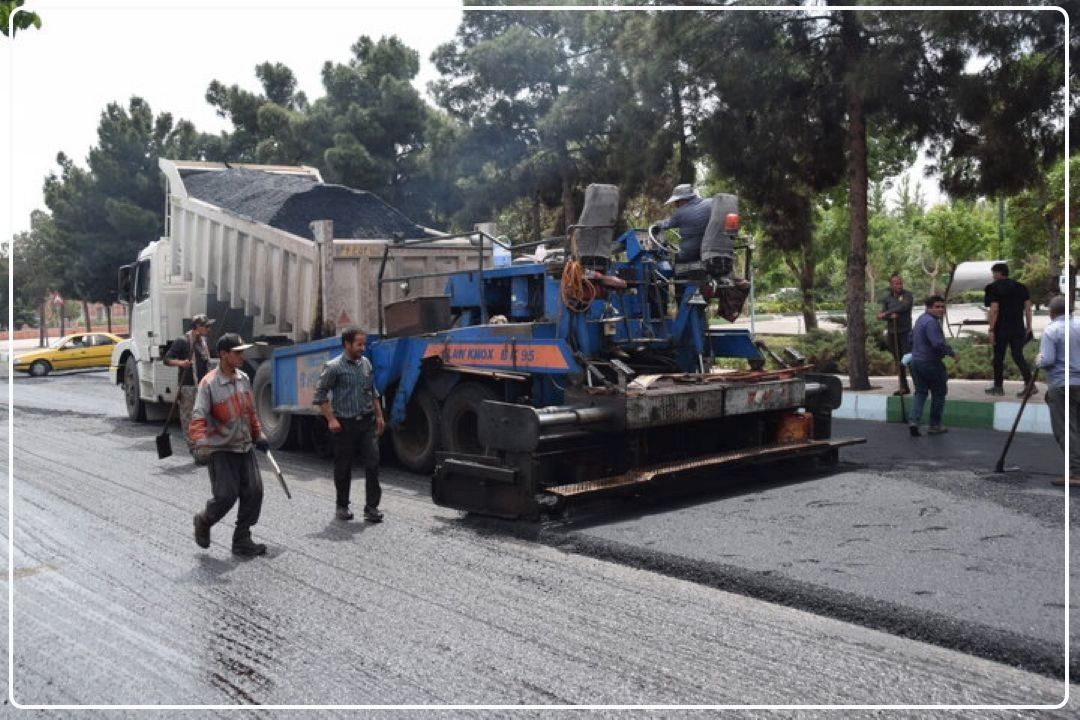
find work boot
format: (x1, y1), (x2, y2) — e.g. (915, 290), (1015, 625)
(363, 506), (384, 523)
(335, 506), (354, 521)
(909, 424), (921, 438)
(193, 513), (210, 549)
(232, 532), (267, 557)
(893, 386), (911, 396)
(928, 425), (949, 435)
(1017, 386), (1038, 398)
(984, 386), (1005, 396)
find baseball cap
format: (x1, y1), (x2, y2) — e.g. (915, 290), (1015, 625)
(217, 333), (253, 353)
(191, 314), (216, 328)
(665, 183), (697, 204)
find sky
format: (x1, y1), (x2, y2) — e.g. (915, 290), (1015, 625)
(1, 0), (465, 237)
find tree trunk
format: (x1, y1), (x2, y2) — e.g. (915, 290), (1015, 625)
(530, 193), (542, 244)
(781, 244), (819, 333)
(1035, 179), (1061, 294)
(798, 244), (818, 332)
(59, 305), (66, 337)
(920, 254), (942, 297)
(842, 13), (871, 390)
(105, 304), (113, 334)
(82, 298), (92, 332)
(38, 302), (46, 347)
(560, 168), (576, 238)
(670, 78), (693, 183)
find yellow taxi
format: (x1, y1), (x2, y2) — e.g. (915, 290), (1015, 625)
(13, 332), (124, 377)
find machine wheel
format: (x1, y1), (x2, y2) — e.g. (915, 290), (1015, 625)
(123, 355), (147, 422)
(28, 360), (52, 377)
(440, 382), (498, 456)
(390, 385), (440, 474)
(253, 362), (292, 449)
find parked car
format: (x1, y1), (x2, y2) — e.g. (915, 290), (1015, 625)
(13, 332), (123, 376)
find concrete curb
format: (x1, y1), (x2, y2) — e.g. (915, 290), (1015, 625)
(835, 393), (1051, 434)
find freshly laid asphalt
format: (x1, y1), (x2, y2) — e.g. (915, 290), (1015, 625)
(491, 418), (1077, 681)
(10, 373), (1076, 709)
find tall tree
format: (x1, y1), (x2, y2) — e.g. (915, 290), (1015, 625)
(206, 62), (309, 163)
(432, 9), (633, 233)
(694, 5), (984, 387)
(306, 36), (429, 211)
(931, 7), (1068, 290)
(43, 98), (212, 312)
(11, 211), (65, 342)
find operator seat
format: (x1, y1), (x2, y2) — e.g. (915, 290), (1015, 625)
(701, 193), (738, 281)
(572, 184), (619, 272)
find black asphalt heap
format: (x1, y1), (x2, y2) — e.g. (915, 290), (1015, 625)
(181, 168), (428, 240)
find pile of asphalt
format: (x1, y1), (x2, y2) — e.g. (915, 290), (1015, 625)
(181, 168), (427, 241)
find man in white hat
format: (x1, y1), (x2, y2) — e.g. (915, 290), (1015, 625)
(650, 183), (713, 263)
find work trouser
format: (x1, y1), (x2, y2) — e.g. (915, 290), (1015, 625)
(202, 450), (264, 541)
(1045, 385), (1080, 473)
(332, 416), (381, 510)
(910, 359), (949, 427)
(991, 332), (1032, 388)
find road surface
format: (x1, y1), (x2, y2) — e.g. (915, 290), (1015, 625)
(2, 370), (1075, 712)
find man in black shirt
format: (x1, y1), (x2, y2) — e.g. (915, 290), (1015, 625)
(877, 273), (914, 394)
(984, 263), (1034, 397)
(164, 314), (215, 455)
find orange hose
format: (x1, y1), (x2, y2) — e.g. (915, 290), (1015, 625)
(559, 259), (596, 312)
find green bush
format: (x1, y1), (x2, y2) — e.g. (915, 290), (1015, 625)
(786, 327), (1037, 380)
(791, 329), (897, 375)
(947, 335), (1038, 380)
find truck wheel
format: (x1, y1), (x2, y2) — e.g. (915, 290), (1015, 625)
(29, 360), (52, 377)
(390, 385), (439, 474)
(123, 355), (146, 422)
(253, 362), (292, 449)
(440, 382), (498, 456)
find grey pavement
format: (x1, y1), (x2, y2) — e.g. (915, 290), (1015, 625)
(5, 372), (1075, 708)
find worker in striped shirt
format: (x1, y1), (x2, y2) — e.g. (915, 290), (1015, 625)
(314, 327), (386, 523)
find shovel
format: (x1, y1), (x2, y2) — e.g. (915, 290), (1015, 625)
(156, 390), (182, 459)
(994, 369), (1039, 473)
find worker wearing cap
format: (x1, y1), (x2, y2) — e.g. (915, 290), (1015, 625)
(164, 314), (215, 458)
(190, 333), (271, 557)
(650, 183), (713, 264)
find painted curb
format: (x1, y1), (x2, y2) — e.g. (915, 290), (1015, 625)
(835, 393), (1051, 435)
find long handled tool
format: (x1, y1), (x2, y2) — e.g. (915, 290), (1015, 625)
(156, 391), (182, 459)
(994, 369), (1039, 473)
(264, 449), (293, 499)
(890, 318), (908, 422)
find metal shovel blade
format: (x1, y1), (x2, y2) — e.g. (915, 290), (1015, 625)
(156, 432), (173, 459)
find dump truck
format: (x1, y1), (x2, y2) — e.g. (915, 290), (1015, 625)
(265, 183), (863, 519)
(109, 159), (482, 444)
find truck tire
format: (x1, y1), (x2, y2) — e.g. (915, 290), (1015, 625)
(123, 355), (147, 422)
(253, 362), (292, 449)
(440, 382), (498, 456)
(390, 385), (439, 474)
